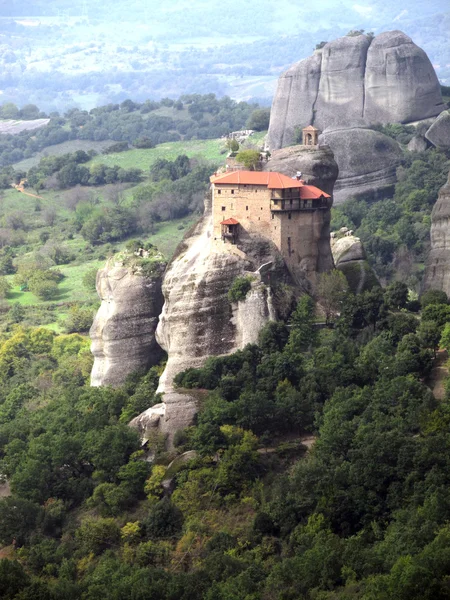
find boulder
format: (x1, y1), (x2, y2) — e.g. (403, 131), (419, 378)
(407, 135), (428, 153)
(268, 30), (444, 150)
(319, 127), (402, 204)
(331, 233), (379, 293)
(423, 171), (450, 295)
(90, 258), (166, 387)
(264, 144), (338, 196)
(425, 111), (450, 150)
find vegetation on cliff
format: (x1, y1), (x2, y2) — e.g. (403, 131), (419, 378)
(332, 147), (450, 285)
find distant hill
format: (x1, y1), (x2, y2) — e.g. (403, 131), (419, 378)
(0, 0), (448, 111)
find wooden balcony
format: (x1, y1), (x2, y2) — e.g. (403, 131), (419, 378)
(270, 198), (330, 212)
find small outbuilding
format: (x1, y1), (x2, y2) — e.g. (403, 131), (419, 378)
(302, 125), (320, 146)
(220, 217), (239, 244)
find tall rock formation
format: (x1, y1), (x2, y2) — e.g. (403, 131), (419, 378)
(423, 171), (450, 295)
(267, 30), (444, 204)
(268, 31), (444, 149)
(90, 255), (166, 387)
(319, 127), (403, 204)
(156, 211), (283, 393)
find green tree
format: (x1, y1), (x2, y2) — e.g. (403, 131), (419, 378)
(0, 560), (30, 600)
(246, 108), (270, 131)
(235, 149), (260, 170)
(420, 289), (448, 308)
(287, 295), (317, 352)
(0, 275), (11, 298)
(417, 320), (441, 357)
(317, 270), (349, 324)
(384, 281), (409, 310)
(0, 496), (42, 545)
(440, 322), (450, 351)
(76, 517), (121, 555)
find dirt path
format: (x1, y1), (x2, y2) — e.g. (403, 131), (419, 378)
(0, 479), (11, 498)
(12, 182), (43, 200)
(257, 434), (317, 454)
(428, 349), (449, 400)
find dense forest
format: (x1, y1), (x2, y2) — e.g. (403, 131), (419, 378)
(2, 279), (450, 598)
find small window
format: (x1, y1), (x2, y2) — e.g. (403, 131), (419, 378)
(221, 206), (226, 211)
(231, 189), (234, 194)
(231, 203), (233, 209)
(246, 206), (248, 211)
(217, 189), (221, 194)
(271, 214), (274, 220)
(288, 212), (292, 220)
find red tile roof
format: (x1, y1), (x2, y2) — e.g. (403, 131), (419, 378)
(220, 218), (239, 225)
(210, 170), (330, 198)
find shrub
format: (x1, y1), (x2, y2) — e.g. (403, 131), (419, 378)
(64, 304), (95, 333)
(30, 279), (59, 301)
(228, 276), (253, 303)
(82, 268), (98, 291)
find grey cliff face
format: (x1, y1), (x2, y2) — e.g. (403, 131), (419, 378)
(268, 30), (444, 150)
(155, 213), (278, 393)
(90, 260), (165, 387)
(425, 111), (450, 150)
(363, 31), (444, 125)
(319, 127), (403, 204)
(423, 171), (450, 295)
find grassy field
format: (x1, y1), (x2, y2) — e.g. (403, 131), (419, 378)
(88, 132), (267, 171)
(6, 259), (104, 307)
(4, 216), (193, 312)
(14, 139), (115, 171)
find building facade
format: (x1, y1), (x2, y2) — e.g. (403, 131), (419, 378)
(210, 170), (332, 277)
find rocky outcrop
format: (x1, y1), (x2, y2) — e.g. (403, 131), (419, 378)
(407, 135), (428, 153)
(128, 393), (198, 446)
(319, 127), (402, 204)
(156, 212), (280, 393)
(425, 111), (450, 150)
(90, 257), (166, 387)
(268, 30), (444, 150)
(331, 230), (379, 293)
(423, 171), (450, 295)
(263, 144), (338, 196)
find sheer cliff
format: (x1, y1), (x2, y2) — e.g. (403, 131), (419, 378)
(423, 171), (450, 295)
(90, 256), (166, 387)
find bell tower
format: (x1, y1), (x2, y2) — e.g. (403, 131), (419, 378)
(302, 125), (320, 146)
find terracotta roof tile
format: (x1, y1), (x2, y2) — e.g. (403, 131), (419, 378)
(220, 217), (240, 225)
(210, 170), (330, 198)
